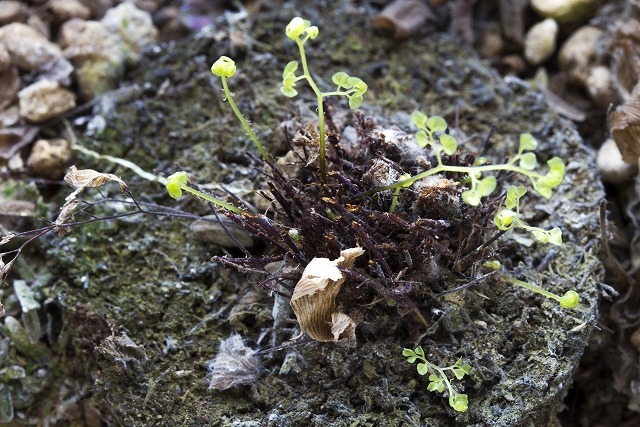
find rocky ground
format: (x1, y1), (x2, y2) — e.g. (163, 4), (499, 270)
(0, 0), (639, 426)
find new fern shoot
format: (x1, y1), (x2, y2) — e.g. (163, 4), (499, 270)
(403, 346), (472, 412)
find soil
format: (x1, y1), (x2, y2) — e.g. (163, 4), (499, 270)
(0, 1), (612, 426)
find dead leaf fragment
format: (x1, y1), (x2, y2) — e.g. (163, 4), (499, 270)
(64, 165), (127, 191)
(609, 96), (640, 162)
(290, 247), (365, 347)
(372, 0), (433, 40)
(54, 165), (128, 234)
(207, 334), (261, 390)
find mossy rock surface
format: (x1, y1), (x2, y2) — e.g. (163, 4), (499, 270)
(22, 1), (603, 426)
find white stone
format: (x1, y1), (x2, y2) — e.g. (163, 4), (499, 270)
(50, 0), (92, 21)
(587, 66), (617, 108)
(0, 23), (63, 71)
(597, 138), (638, 184)
(60, 19), (124, 100)
(524, 18), (558, 65)
(531, 0), (602, 24)
(27, 138), (73, 179)
(0, 1), (28, 26)
(18, 80), (76, 123)
(558, 26), (603, 85)
(101, 2), (158, 66)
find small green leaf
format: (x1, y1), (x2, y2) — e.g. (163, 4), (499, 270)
(348, 95), (363, 109)
(411, 111), (428, 128)
(473, 156), (488, 166)
(461, 189), (481, 206)
(414, 346), (425, 357)
(453, 368), (466, 380)
(477, 176), (497, 197)
(415, 130), (429, 148)
(504, 185), (527, 209)
(355, 83), (368, 95)
(531, 229), (549, 243)
(427, 115), (447, 133)
(547, 157), (565, 176)
(519, 133), (538, 152)
(280, 86), (298, 97)
(548, 227), (562, 245)
(417, 363), (429, 375)
(428, 374), (440, 382)
(283, 60), (299, 76)
(332, 71), (350, 86)
(534, 183), (553, 199)
(519, 152), (537, 170)
(427, 381), (439, 392)
(402, 348), (416, 357)
(347, 77), (367, 95)
(440, 134), (458, 155)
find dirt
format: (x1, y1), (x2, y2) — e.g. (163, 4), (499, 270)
(1, 1), (607, 426)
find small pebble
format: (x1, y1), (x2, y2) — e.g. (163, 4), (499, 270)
(531, 0), (601, 24)
(587, 65), (617, 108)
(558, 26), (603, 85)
(597, 138), (638, 184)
(0, 0), (28, 26)
(18, 79), (76, 123)
(27, 138), (73, 179)
(50, 0), (92, 21)
(59, 19), (124, 100)
(0, 23), (64, 71)
(524, 18), (558, 65)
(190, 215), (254, 248)
(101, 2), (158, 66)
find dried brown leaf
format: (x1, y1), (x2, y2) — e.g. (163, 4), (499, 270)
(207, 334), (261, 390)
(64, 165), (127, 192)
(371, 0), (433, 40)
(609, 97), (640, 162)
(290, 247), (364, 347)
(54, 166), (128, 234)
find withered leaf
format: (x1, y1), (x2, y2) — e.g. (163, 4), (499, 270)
(207, 334), (260, 390)
(609, 95), (640, 162)
(290, 247), (364, 347)
(64, 165), (127, 192)
(372, 0), (433, 40)
(54, 166), (128, 234)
